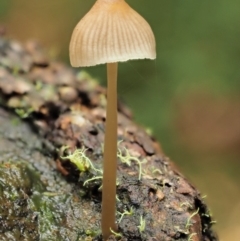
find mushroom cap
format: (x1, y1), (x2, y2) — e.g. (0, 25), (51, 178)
(70, 0), (156, 67)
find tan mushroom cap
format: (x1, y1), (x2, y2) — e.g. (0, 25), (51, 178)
(69, 0), (156, 67)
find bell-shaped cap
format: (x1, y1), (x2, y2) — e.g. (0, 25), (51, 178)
(70, 0), (156, 67)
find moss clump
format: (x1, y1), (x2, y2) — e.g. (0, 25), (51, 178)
(0, 161), (42, 241)
(0, 159), (102, 241)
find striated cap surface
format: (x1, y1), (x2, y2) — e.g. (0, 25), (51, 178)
(69, 0), (156, 67)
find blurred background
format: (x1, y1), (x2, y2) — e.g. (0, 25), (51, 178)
(0, 0), (239, 239)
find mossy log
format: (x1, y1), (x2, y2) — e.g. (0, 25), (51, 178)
(0, 36), (218, 241)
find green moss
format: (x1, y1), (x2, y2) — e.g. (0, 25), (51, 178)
(0, 161), (42, 240)
(0, 159), (102, 240)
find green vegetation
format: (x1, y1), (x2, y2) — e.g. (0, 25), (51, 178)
(118, 206), (134, 223)
(186, 208), (200, 229)
(110, 228), (122, 238)
(137, 215), (146, 234)
(118, 146), (147, 180)
(61, 146), (102, 173)
(60, 144), (147, 185)
(15, 107), (34, 119)
(188, 233), (197, 241)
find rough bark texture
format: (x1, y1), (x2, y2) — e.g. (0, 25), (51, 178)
(0, 36), (218, 241)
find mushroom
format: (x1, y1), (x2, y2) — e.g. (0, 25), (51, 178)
(69, 0), (156, 239)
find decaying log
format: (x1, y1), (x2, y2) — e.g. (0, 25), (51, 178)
(0, 36), (218, 241)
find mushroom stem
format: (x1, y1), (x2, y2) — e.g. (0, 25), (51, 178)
(102, 62), (118, 239)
